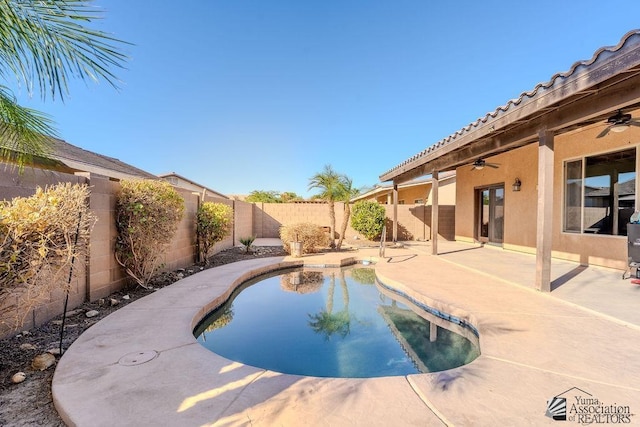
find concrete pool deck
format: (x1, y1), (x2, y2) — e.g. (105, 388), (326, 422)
(52, 241), (640, 426)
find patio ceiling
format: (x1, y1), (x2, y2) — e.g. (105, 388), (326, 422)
(380, 30), (640, 184)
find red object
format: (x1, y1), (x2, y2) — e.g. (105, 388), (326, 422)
(631, 279), (640, 285)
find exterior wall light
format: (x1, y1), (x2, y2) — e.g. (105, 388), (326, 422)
(512, 178), (521, 192)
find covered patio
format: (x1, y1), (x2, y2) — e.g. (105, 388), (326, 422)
(380, 30), (640, 292)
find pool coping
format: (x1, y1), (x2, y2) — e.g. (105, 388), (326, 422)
(52, 248), (640, 426)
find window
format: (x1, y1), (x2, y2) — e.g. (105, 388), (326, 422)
(563, 147), (636, 235)
(414, 198), (424, 204)
(398, 200), (405, 205)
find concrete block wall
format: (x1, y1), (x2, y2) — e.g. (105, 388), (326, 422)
(382, 205), (455, 241)
(249, 202), (455, 242)
(233, 200), (254, 245)
(85, 174), (128, 301)
(253, 202), (352, 239)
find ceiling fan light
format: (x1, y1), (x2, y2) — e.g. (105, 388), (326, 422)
(610, 123), (630, 133)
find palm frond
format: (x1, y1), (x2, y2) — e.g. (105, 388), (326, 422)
(0, 0), (129, 101)
(0, 85), (56, 167)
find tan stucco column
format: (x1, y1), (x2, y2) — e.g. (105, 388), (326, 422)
(393, 184), (398, 242)
(536, 130), (554, 292)
(431, 171), (439, 255)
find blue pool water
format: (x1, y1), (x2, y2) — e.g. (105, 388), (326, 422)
(194, 266), (480, 378)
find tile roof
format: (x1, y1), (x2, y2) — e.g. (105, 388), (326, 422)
(381, 29), (640, 180)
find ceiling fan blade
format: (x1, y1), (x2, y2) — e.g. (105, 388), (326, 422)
(487, 163), (499, 169)
(596, 126), (611, 138)
(629, 120), (640, 127)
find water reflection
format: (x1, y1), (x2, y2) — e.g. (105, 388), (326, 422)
(195, 266), (480, 377)
(308, 271), (351, 340)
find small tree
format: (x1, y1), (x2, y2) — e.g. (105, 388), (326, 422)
(197, 202), (233, 264)
(115, 179), (184, 288)
(351, 200), (386, 240)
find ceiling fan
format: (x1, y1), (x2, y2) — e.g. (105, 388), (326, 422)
(471, 158), (499, 170)
(596, 110), (640, 138)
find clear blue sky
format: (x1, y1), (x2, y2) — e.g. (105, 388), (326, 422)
(14, 1), (640, 198)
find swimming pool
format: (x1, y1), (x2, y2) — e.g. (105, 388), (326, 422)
(194, 266), (480, 378)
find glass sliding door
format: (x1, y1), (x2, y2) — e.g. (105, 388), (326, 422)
(477, 185), (504, 244)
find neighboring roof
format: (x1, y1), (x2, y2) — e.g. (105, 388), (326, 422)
(47, 138), (157, 180)
(586, 179), (635, 197)
(381, 30), (640, 183)
(158, 172), (229, 199)
(3, 137), (156, 180)
(353, 171), (455, 202)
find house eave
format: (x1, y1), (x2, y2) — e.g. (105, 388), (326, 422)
(380, 30), (640, 184)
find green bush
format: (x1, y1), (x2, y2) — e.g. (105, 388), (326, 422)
(0, 183), (95, 333)
(197, 202), (233, 263)
(351, 200), (386, 240)
(115, 179), (184, 288)
(279, 223), (327, 254)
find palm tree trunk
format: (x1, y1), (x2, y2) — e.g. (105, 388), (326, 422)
(337, 202), (350, 250)
(328, 200), (336, 248)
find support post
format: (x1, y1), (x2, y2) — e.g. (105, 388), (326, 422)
(536, 130), (554, 292)
(393, 184), (398, 243)
(431, 171), (439, 255)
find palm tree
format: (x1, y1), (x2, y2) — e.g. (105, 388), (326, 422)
(336, 176), (359, 250)
(0, 1), (127, 166)
(308, 165), (344, 249)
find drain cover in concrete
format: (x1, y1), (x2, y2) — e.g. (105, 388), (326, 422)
(118, 350), (159, 366)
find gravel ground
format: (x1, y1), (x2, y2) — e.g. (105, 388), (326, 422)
(0, 245), (287, 427)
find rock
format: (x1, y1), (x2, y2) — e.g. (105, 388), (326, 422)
(11, 372), (26, 384)
(85, 310), (99, 318)
(65, 309), (82, 317)
(19, 343), (37, 351)
(122, 295), (130, 300)
(176, 273), (184, 279)
(52, 320), (63, 326)
(47, 348), (62, 355)
(31, 353), (56, 371)
(98, 298), (106, 306)
(21, 330), (30, 336)
(110, 298), (119, 306)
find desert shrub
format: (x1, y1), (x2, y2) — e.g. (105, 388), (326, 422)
(351, 200), (386, 240)
(197, 202), (233, 263)
(279, 223), (327, 254)
(0, 183), (95, 334)
(239, 235), (255, 253)
(115, 179), (184, 288)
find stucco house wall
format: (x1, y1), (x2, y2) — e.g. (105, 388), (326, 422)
(454, 117), (639, 270)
